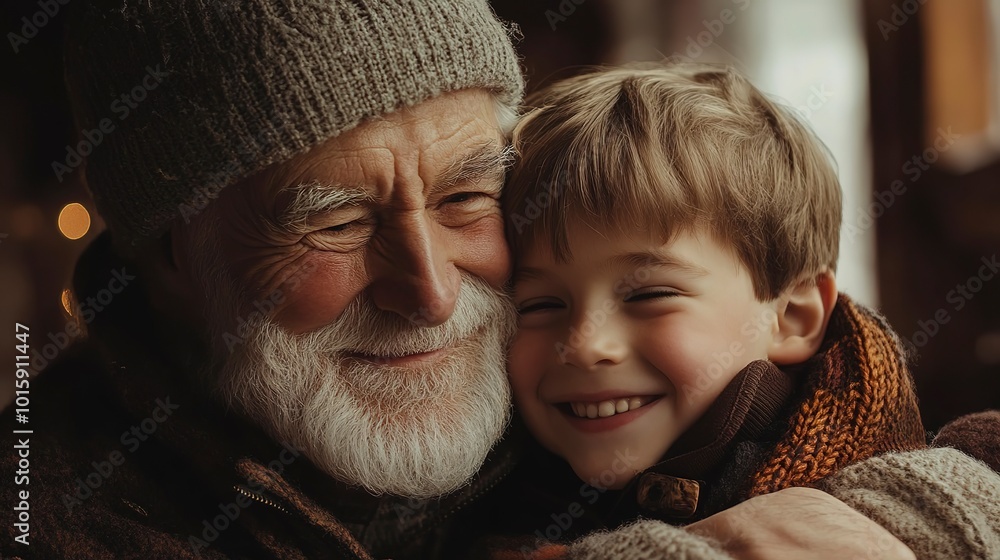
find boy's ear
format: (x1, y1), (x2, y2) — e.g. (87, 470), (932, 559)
(768, 270), (838, 365)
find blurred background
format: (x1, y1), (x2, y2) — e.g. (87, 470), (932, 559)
(1, 0), (998, 429)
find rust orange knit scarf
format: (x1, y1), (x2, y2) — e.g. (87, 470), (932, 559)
(748, 294), (927, 496)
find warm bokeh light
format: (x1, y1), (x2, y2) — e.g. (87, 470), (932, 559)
(61, 288), (74, 316)
(58, 202), (91, 240)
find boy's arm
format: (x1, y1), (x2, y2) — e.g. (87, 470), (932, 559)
(504, 486), (914, 560)
(568, 447), (1000, 560)
(563, 520), (732, 560)
(493, 444), (999, 560)
(815, 446), (1000, 560)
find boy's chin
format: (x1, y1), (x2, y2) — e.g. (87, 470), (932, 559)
(566, 451), (651, 490)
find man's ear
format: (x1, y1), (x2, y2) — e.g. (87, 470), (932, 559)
(768, 270), (837, 365)
(166, 223), (203, 303)
(138, 225), (201, 320)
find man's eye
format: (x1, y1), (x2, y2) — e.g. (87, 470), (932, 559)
(517, 300), (564, 314)
(326, 221), (356, 232)
(321, 216), (376, 234)
(442, 192), (496, 205)
(624, 290), (680, 303)
(436, 191), (500, 228)
(302, 219), (374, 252)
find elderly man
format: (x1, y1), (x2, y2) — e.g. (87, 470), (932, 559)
(2, 1), (998, 559)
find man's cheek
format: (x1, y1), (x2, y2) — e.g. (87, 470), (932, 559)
(457, 217), (510, 288)
(271, 274), (362, 334)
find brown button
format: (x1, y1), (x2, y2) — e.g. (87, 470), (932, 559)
(636, 473), (700, 518)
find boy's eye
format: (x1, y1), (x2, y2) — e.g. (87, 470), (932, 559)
(624, 289), (680, 303)
(517, 299), (564, 314)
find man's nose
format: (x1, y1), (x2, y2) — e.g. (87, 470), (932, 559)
(560, 308), (628, 369)
(368, 214), (460, 327)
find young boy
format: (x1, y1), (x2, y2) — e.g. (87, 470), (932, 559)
(484, 62), (928, 550)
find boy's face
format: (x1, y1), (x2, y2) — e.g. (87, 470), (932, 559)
(509, 223), (780, 489)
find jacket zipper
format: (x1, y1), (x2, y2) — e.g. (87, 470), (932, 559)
(397, 450), (518, 543)
(233, 485), (290, 514)
(438, 465), (512, 522)
(232, 484), (368, 560)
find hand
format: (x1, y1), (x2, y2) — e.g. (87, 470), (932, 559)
(685, 487), (915, 560)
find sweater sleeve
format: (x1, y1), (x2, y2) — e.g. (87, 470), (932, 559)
(564, 519), (733, 560)
(815, 447), (1000, 560)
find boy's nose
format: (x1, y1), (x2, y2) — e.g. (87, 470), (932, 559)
(560, 311), (629, 369)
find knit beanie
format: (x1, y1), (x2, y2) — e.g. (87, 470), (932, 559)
(62, 0), (524, 250)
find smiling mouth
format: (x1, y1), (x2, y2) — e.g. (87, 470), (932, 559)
(559, 395), (661, 419)
(345, 346), (451, 366)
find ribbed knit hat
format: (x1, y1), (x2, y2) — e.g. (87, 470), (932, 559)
(63, 0), (524, 249)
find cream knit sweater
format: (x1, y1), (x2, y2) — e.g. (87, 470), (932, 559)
(567, 448), (1000, 559)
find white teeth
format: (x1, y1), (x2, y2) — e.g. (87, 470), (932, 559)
(568, 396), (656, 418)
(598, 401), (616, 418)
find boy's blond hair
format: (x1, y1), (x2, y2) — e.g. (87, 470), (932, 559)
(504, 63), (842, 300)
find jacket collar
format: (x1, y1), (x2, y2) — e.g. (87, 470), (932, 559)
(600, 359), (796, 525)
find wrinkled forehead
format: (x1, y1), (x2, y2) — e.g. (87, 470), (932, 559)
(225, 90), (509, 209)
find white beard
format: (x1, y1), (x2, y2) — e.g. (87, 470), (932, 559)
(191, 234), (516, 498)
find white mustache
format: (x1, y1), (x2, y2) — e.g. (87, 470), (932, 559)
(301, 276), (515, 359)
